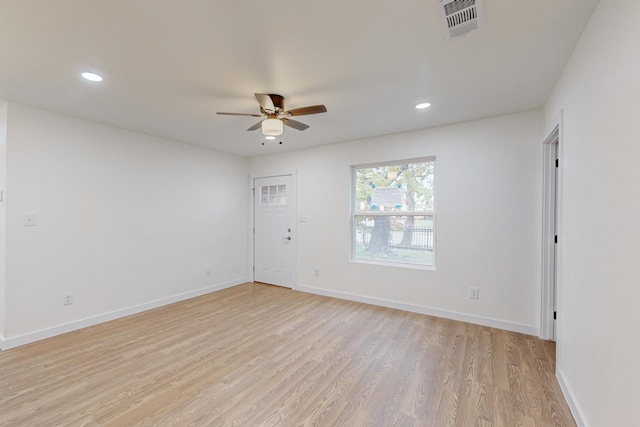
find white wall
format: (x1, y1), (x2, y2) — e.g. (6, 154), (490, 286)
(0, 102), (7, 338)
(250, 110), (544, 333)
(1, 103), (249, 347)
(545, 0), (640, 425)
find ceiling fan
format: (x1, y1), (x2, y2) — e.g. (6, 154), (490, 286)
(217, 93), (327, 137)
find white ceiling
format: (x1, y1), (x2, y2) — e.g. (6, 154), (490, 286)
(0, 0), (599, 157)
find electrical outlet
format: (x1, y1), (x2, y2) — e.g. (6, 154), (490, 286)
(206, 268), (211, 276)
(469, 287), (479, 299)
(63, 292), (73, 305)
(314, 267), (320, 276)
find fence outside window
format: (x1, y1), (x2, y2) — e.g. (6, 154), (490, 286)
(355, 225), (434, 251)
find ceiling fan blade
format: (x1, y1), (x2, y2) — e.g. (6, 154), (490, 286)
(217, 112), (262, 117)
(255, 93), (285, 111)
(286, 105), (327, 116)
(247, 121), (263, 131)
(255, 94), (275, 112)
(283, 118), (309, 131)
(270, 94), (285, 110)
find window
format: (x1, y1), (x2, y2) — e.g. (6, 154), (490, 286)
(259, 184), (286, 206)
(352, 158), (435, 268)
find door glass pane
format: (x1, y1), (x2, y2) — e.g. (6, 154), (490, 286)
(260, 186), (269, 206)
(268, 185), (277, 204)
(278, 184), (287, 205)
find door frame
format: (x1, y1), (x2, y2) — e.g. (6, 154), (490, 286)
(252, 171), (297, 288)
(541, 125), (560, 340)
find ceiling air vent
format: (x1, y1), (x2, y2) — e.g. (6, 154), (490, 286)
(437, 0), (484, 40)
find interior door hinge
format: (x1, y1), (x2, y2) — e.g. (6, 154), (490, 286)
(554, 235), (558, 244)
(555, 158), (559, 168)
(554, 311), (557, 320)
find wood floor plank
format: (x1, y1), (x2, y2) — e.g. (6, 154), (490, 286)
(0, 282), (576, 426)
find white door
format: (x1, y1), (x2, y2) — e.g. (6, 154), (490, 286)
(552, 142), (559, 340)
(254, 175), (295, 287)
(541, 129), (559, 340)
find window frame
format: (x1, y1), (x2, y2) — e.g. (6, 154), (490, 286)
(350, 156), (436, 270)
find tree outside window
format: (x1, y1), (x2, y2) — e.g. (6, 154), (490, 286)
(352, 158), (435, 267)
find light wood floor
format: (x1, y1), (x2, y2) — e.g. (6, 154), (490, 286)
(0, 282), (575, 426)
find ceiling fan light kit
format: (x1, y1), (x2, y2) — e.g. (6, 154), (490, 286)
(261, 118), (284, 136)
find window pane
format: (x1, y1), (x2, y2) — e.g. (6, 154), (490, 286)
(354, 215), (434, 266)
(278, 184), (287, 205)
(260, 186), (269, 206)
(355, 161), (434, 212)
(269, 185), (278, 204)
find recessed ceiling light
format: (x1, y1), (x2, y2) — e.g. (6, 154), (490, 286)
(265, 136), (276, 140)
(415, 102), (431, 109)
(81, 72), (103, 82)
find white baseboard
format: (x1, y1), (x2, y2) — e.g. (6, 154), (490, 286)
(0, 278), (247, 351)
(557, 368), (588, 427)
(294, 284), (539, 336)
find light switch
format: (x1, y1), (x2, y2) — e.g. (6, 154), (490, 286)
(24, 214), (36, 226)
